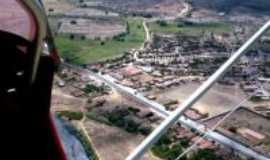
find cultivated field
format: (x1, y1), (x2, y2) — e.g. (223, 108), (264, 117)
(65, 8), (119, 17)
(56, 18), (145, 64)
(81, 0), (184, 17)
(44, 0), (75, 15)
(58, 18), (126, 39)
(149, 21), (233, 35)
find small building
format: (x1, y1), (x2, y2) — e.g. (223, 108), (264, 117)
(184, 108), (207, 120)
(203, 107), (270, 157)
(191, 136), (216, 149)
(237, 128), (266, 144)
(120, 64), (142, 77)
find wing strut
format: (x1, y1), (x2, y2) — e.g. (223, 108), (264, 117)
(126, 20), (270, 160)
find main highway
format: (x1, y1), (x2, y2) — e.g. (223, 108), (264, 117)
(90, 72), (270, 160)
(62, 62), (270, 160)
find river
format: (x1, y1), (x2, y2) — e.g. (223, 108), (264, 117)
(54, 117), (90, 160)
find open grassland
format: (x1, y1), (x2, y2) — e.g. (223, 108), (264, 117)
(149, 21), (233, 35)
(55, 18), (145, 65)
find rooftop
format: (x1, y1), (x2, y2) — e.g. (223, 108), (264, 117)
(204, 107), (270, 157)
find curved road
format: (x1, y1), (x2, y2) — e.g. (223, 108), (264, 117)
(135, 1), (191, 62)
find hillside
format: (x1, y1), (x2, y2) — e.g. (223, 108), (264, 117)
(80, 0), (184, 16)
(100, 0), (179, 8)
(191, 0), (270, 14)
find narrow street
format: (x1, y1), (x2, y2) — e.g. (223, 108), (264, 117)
(136, 1), (191, 61)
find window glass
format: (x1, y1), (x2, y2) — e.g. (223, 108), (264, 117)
(0, 0), (36, 40)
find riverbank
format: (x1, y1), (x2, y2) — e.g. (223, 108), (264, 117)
(55, 117), (98, 160)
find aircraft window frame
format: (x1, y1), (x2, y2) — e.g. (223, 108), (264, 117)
(0, 0), (37, 41)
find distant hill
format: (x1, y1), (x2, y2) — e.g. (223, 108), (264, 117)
(191, 0), (270, 14)
(79, 0), (183, 16)
(100, 0), (177, 7)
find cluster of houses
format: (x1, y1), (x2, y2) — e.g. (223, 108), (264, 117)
(129, 33), (270, 100)
(79, 25), (270, 159)
(134, 34), (231, 77)
(85, 31), (270, 101)
(55, 65), (108, 98)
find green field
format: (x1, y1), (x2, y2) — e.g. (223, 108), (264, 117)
(55, 18), (145, 65)
(149, 20), (232, 35)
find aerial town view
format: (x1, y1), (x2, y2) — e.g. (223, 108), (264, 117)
(42, 0), (270, 160)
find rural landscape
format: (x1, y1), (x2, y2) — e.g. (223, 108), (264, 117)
(43, 0), (270, 160)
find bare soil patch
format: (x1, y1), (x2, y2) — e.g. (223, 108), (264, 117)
(83, 120), (159, 160)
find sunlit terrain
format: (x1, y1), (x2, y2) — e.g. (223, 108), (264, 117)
(44, 0), (270, 160)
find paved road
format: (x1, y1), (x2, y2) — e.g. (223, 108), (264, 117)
(143, 21), (151, 43)
(63, 62), (270, 160)
(91, 72), (270, 160)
